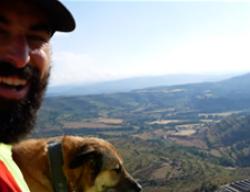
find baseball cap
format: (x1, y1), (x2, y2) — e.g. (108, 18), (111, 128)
(33, 0), (76, 32)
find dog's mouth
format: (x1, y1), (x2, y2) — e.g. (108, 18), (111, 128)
(105, 189), (115, 192)
(104, 181), (142, 192)
(105, 187), (142, 192)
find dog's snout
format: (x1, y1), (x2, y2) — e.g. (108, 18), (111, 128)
(136, 183), (142, 192)
(120, 176), (143, 192)
(134, 182), (142, 192)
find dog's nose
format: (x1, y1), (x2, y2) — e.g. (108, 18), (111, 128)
(134, 182), (142, 192)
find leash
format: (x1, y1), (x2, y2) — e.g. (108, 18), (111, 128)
(48, 141), (68, 192)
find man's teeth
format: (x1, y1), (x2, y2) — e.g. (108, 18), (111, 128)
(0, 77), (27, 86)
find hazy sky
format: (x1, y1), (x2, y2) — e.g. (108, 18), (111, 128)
(50, 1), (250, 86)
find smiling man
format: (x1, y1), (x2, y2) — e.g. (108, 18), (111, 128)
(0, 0), (75, 191)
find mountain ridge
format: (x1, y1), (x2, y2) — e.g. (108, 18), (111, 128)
(47, 73), (239, 97)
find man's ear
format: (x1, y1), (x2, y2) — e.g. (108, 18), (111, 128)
(68, 147), (102, 169)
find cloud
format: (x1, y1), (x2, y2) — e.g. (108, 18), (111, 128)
(50, 51), (124, 86)
(50, 52), (96, 86)
(49, 32), (250, 86)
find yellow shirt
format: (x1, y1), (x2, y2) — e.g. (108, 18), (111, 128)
(0, 143), (30, 192)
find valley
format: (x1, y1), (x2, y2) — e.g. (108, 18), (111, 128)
(33, 73), (250, 191)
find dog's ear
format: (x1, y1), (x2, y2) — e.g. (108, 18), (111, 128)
(68, 147), (102, 170)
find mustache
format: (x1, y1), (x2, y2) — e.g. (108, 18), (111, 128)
(0, 61), (33, 80)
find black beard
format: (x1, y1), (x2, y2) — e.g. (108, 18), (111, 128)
(0, 62), (49, 144)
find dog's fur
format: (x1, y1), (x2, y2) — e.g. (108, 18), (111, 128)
(12, 136), (142, 192)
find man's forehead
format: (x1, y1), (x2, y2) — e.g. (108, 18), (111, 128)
(0, 0), (45, 14)
(0, 2), (53, 34)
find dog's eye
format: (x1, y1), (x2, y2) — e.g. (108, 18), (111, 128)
(112, 164), (121, 173)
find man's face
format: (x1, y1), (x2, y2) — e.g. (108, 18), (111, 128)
(0, 1), (52, 143)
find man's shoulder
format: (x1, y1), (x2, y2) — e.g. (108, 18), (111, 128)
(0, 160), (22, 192)
(0, 143), (30, 192)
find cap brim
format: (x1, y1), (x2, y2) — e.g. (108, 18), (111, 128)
(35, 0), (76, 32)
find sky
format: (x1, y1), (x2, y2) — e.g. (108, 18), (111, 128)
(49, 0), (250, 87)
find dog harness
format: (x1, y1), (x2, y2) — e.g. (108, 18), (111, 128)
(48, 141), (68, 192)
(0, 143), (30, 192)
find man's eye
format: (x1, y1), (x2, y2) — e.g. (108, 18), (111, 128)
(0, 28), (9, 42)
(0, 28), (7, 35)
(28, 35), (48, 49)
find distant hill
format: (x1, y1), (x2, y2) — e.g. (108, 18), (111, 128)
(38, 72), (250, 125)
(206, 114), (250, 147)
(46, 73), (237, 97)
(204, 113), (250, 167)
(132, 72), (250, 112)
(36, 72), (250, 136)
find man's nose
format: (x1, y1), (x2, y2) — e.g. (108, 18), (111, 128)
(5, 35), (30, 68)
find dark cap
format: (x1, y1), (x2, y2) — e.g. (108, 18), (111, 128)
(32, 0), (76, 32)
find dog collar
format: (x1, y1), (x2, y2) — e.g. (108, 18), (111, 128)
(48, 141), (68, 192)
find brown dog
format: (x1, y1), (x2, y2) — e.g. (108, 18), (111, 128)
(12, 136), (142, 192)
